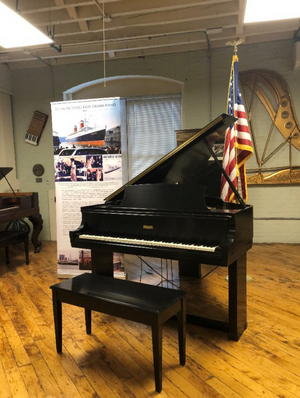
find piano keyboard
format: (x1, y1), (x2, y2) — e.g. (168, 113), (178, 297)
(79, 234), (218, 252)
(0, 205), (20, 212)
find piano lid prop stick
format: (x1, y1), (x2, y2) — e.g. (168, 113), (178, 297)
(202, 137), (246, 208)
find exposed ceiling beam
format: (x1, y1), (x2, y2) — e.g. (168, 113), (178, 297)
(0, 0), (298, 69)
(54, 0), (89, 32)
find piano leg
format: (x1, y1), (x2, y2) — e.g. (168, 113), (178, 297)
(178, 260), (202, 278)
(228, 254), (247, 341)
(28, 213), (43, 253)
(91, 249), (114, 276)
(181, 255), (247, 341)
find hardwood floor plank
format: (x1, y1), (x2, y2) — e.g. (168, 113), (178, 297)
(29, 356), (64, 398)
(91, 321), (156, 389)
(19, 364), (47, 398)
(0, 352), (14, 398)
(0, 328), (29, 398)
(206, 377), (242, 398)
(248, 332), (300, 367)
(1, 242), (300, 397)
(0, 301), (31, 367)
(122, 377), (153, 398)
(96, 358), (137, 397)
(193, 327), (300, 397)
(35, 337), (84, 398)
(79, 361), (120, 398)
(115, 318), (223, 397)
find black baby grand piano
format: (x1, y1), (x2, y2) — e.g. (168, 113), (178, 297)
(70, 114), (253, 341)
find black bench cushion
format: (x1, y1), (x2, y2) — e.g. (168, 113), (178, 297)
(51, 273), (186, 315)
(0, 230), (28, 244)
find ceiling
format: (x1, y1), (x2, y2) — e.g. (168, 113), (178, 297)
(0, 0), (299, 69)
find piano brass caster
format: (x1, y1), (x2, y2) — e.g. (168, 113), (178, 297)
(34, 241), (42, 253)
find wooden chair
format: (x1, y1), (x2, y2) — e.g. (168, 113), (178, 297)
(0, 229), (29, 265)
(50, 273), (186, 392)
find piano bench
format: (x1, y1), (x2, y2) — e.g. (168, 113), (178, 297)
(50, 273), (186, 393)
(0, 230), (29, 265)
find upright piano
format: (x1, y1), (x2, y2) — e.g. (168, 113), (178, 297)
(0, 168), (43, 252)
(70, 114), (253, 341)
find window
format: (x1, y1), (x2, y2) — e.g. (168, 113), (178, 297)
(126, 95), (181, 180)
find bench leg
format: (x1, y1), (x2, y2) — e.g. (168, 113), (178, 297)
(5, 247), (10, 264)
(85, 309), (92, 334)
(152, 322), (162, 393)
(178, 297), (186, 366)
(52, 290), (62, 353)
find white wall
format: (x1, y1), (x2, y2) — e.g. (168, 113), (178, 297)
(0, 64), (12, 94)
(9, 66), (54, 239)
(7, 39), (300, 243)
(0, 65), (18, 193)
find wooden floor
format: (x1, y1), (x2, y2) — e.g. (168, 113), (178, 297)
(0, 242), (300, 397)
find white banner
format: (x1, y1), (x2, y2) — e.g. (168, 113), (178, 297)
(51, 98), (124, 277)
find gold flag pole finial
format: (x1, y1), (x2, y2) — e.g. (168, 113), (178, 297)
(225, 38), (245, 54)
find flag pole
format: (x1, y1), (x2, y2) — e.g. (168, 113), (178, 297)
(221, 37), (253, 203)
(225, 40), (245, 120)
(225, 39), (244, 115)
(224, 39), (253, 283)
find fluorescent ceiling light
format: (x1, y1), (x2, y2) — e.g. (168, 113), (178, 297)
(0, 2), (53, 48)
(244, 0), (300, 23)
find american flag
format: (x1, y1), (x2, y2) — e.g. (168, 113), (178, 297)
(220, 54), (253, 202)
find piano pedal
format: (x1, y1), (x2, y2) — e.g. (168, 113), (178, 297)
(225, 275), (253, 282)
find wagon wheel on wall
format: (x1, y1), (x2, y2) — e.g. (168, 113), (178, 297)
(240, 69), (300, 184)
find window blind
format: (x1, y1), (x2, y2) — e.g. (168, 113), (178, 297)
(126, 95), (181, 180)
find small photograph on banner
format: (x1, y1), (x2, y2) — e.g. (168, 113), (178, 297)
(53, 111), (121, 156)
(55, 156), (87, 182)
(103, 155), (122, 181)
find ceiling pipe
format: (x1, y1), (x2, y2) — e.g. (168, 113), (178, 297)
(204, 28), (222, 121)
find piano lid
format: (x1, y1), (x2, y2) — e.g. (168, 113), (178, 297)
(105, 113), (237, 203)
(0, 167), (13, 181)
